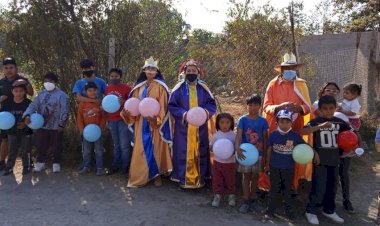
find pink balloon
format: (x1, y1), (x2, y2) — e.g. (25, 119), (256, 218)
(213, 138), (234, 160)
(124, 98), (140, 116)
(139, 97), (160, 117)
(187, 107), (207, 127)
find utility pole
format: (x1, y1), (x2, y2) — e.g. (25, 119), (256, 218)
(288, 1), (298, 60)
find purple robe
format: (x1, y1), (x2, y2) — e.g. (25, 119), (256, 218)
(168, 81), (217, 188)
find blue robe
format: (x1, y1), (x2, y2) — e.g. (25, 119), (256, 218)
(168, 80), (217, 188)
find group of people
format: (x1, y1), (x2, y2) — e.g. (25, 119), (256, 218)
(0, 53), (366, 225)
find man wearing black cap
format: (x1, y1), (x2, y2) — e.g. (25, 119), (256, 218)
(72, 59), (106, 103)
(0, 57), (34, 171)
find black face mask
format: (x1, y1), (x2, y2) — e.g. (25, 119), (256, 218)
(109, 78), (121, 85)
(186, 74), (198, 83)
(83, 70), (94, 77)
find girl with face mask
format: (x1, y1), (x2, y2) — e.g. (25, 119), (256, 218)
(120, 57), (172, 187)
(168, 60), (217, 189)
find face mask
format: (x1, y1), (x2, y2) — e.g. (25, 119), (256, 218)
(83, 70), (94, 77)
(109, 79), (121, 85)
(43, 82), (55, 91)
(283, 70), (297, 81)
(277, 127), (292, 134)
(186, 74), (198, 83)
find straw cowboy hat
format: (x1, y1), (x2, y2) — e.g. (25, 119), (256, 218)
(274, 53), (304, 73)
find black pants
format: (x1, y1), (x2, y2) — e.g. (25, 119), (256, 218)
(6, 135), (31, 169)
(339, 157), (351, 202)
(268, 167), (294, 213)
(36, 129), (63, 164)
(306, 165), (338, 214)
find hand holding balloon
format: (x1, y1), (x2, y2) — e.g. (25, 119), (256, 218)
(236, 147), (246, 160)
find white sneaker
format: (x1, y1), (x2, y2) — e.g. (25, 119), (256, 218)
(322, 211), (344, 224)
(52, 163), (61, 173)
(305, 212), (319, 225)
(34, 162), (45, 172)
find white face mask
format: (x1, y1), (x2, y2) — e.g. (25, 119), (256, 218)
(277, 127), (292, 134)
(44, 82), (55, 91)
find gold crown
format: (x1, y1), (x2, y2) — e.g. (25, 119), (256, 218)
(143, 56), (159, 69)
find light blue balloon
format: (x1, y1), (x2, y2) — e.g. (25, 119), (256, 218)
(0, 111), (16, 130)
(28, 113), (45, 130)
(83, 124), (101, 142)
(102, 95), (120, 113)
(235, 143), (259, 166)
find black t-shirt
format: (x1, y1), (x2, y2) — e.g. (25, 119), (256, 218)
(304, 116), (353, 166)
(1, 98), (32, 135)
(0, 75), (30, 98)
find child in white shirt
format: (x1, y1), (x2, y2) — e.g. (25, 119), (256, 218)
(338, 83), (362, 130)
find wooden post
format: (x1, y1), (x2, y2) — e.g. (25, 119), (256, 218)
(108, 37), (115, 69)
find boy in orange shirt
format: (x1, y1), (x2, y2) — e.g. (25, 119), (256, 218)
(77, 82), (107, 175)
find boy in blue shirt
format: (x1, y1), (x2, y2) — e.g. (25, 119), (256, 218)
(235, 94), (269, 213)
(264, 110), (305, 221)
(72, 59), (106, 103)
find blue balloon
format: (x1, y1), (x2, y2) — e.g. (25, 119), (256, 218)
(28, 113), (45, 130)
(83, 124), (101, 142)
(102, 95), (121, 113)
(235, 143), (259, 166)
(0, 111), (16, 130)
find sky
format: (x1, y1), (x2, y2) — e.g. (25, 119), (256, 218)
(0, 0), (320, 34)
(172, 0), (320, 33)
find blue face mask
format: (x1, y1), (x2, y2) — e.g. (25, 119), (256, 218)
(283, 70), (297, 80)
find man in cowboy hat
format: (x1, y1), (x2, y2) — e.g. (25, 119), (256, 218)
(262, 53), (313, 191)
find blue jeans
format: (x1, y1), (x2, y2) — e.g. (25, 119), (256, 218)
(82, 136), (104, 169)
(108, 120), (132, 173)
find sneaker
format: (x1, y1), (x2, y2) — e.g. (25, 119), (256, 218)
(22, 167), (30, 175)
(305, 212), (319, 225)
(34, 162), (45, 172)
(52, 163), (61, 173)
(105, 168), (119, 176)
(250, 200), (265, 213)
(228, 194), (236, 207)
(0, 161), (6, 171)
(322, 211), (344, 224)
(376, 215), (380, 226)
(285, 210), (297, 222)
(262, 211), (275, 222)
(78, 167), (90, 174)
(2, 167), (13, 176)
(96, 168), (105, 176)
(343, 200), (355, 214)
(238, 202), (250, 214)
(211, 194), (221, 207)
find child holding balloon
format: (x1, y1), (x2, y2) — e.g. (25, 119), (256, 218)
(209, 113), (236, 207)
(264, 110), (305, 221)
(235, 94), (269, 214)
(1, 80), (32, 176)
(303, 95), (358, 225)
(337, 83), (362, 131)
(23, 72), (69, 173)
(77, 82), (107, 176)
(104, 68), (132, 176)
